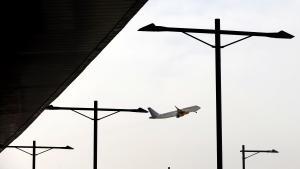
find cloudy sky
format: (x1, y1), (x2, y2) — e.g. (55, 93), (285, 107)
(1, 0), (299, 169)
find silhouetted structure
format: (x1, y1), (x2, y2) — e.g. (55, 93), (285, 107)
(0, 0), (147, 152)
(139, 19), (293, 169)
(0, 140), (73, 169)
(241, 145), (278, 169)
(46, 100), (147, 169)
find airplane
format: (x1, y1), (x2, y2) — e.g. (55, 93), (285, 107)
(148, 105), (200, 119)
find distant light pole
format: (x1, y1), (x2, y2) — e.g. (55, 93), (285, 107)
(139, 19), (293, 169)
(0, 140), (73, 169)
(241, 145), (278, 169)
(46, 100), (148, 169)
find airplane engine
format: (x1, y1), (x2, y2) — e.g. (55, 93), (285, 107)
(176, 111), (188, 118)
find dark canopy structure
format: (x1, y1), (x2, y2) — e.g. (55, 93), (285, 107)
(0, 0), (147, 152)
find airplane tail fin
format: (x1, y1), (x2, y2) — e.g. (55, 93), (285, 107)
(148, 107), (159, 118)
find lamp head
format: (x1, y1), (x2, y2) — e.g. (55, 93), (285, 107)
(137, 108), (148, 113)
(268, 31), (294, 39)
(138, 23), (164, 32)
(65, 145), (74, 150)
(277, 31), (294, 39)
(46, 105), (54, 109)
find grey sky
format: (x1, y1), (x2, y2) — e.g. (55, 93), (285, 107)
(1, 0), (299, 169)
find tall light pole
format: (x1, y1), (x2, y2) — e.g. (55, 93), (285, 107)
(139, 19), (293, 169)
(241, 145), (278, 169)
(46, 100), (148, 169)
(0, 140), (73, 169)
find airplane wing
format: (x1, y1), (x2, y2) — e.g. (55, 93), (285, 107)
(180, 105), (200, 112)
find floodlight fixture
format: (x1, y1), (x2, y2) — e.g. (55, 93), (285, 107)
(64, 145), (74, 149)
(139, 19), (293, 169)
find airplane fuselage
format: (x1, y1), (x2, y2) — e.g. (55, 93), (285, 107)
(148, 106), (200, 119)
(149, 112), (177, 119)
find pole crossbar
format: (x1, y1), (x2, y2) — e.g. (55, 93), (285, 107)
(241, 150), (278, 153)
(139, 23), (294, 39)
(4, 146), (70, 149)
(46, 105), (147, 113)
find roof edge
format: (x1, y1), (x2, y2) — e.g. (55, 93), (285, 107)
(1, 0), (148, 152)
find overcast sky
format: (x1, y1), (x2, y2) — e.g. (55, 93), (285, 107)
(1, 0), (299, 169)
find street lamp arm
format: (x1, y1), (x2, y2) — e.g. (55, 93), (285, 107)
(15, 147), (33, 156)
(36, 148), (53, 156)
(221, 35), (252, 48)
(183, 32), (215, 48)
(183, 32), (252, 48)
(71, 110), (94, 120)
(98, 111), (120, 120)
(245, 152), (260, 159)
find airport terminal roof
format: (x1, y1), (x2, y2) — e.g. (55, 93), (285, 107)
(0, 0), (147, 152)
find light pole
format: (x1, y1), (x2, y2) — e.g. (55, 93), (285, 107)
(46, 100), (148, 169)
(0, 140), (73, 169)
(241, 145), (278, 169)
(139, 19), (293, 169)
